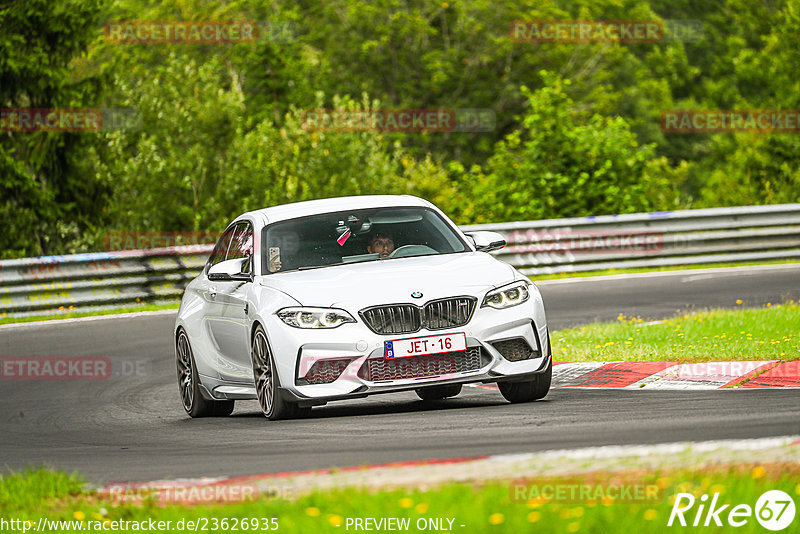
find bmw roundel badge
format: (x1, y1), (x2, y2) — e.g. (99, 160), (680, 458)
(411, 291), (423, 299)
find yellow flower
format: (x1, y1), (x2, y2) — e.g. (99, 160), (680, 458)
(795, 483), (800, 495)
(751, 466), (766, 479)
(488, 513), (504, 525)
(572, 507), (584, 517)
(305, 507), (320, 517)
(567, 521), (580, 532)
(710, 484), (725, 494)
(399, 497), (413, 508)
(415, 503), (428, 514)
(644, 509), (657, 520)
(74, 511), (85, 521)
(601, 495), (614, 506)
(527, 511), (541, 522)
(736, 299), (743, 304)
(328, 515), (342, 527)
(527, 497), (546, 508)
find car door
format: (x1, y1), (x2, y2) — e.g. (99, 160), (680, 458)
(197, 224), (237, 368)
(212, 222), (255, 382)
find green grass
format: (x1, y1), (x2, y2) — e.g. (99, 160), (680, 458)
(0, 303), (179, 325)
(552, 301), (799, 362)
(1, 465), (797, 533)
(528, 259), (799, 281)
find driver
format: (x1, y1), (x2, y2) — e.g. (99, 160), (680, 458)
(367, 232), (395, 258)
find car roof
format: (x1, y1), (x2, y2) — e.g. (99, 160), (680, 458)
(241, 195), (435, 225)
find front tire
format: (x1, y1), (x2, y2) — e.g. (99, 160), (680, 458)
(176, 329), (235, 417)
(416, 384), (462, 401)
(251, 325), (305, 420)
(498, 356), (552, 403)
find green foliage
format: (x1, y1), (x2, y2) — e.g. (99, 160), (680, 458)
(91, 54), (246, 233)
(214, 94), (460, 229)
(0, 0), (106, 258)
(3, 0), (800, 258)
(462, 74), (685, 223)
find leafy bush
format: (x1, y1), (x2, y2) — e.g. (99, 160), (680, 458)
(460, 73), (686, 223)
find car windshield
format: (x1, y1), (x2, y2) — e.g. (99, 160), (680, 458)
(262, 207), (468, 273)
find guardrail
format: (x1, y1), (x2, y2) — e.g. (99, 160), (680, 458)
(2, 204), (799, 317)
(462, 203), (800, 276)
(0, 246), (212, 317)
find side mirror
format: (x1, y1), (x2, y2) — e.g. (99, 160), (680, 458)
(465, 231), (506, 252)
(208, 257), (252, 282)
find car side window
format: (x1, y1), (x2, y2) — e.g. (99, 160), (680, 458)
(208, 226), (236, 268)
(227, 222), (254, 273)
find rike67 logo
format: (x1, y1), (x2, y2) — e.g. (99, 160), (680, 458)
(668, 490), (795, 530)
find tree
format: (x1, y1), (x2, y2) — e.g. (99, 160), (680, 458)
(0, 0), (107, 258)
(461, 73), (685, 223)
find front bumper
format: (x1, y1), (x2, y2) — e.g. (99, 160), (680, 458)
(280, 351), (552, 407)
(269, 295), (550, 403)
(203, 289), (550, 403)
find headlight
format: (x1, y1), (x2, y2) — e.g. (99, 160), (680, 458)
(277, 307), (356, 328)
(482, 281), (530, 309)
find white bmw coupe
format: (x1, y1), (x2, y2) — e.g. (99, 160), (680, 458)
(175, 195), (551, 420)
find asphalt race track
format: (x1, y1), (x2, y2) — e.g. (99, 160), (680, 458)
(1, 265), (799, 483)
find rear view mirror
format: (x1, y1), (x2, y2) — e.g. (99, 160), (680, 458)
(465, 231), (506, 252)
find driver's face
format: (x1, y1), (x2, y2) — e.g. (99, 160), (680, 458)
(368, 237), (394, 257)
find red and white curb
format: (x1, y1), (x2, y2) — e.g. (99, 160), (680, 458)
(473, 360), (800, 390)
(96, 435), (800, 504)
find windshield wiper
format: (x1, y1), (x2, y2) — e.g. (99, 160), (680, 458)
(297, 262), (345, 271)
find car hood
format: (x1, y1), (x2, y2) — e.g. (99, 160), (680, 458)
(262, 252), (517, 309)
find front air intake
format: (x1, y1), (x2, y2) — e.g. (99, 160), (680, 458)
(491, 338), (537, 362)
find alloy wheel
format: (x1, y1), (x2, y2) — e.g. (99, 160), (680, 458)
(252, 330), (274, 415)
(176, 332), (194, 411)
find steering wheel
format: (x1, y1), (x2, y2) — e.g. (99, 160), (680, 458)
(388, 244), (437, 258)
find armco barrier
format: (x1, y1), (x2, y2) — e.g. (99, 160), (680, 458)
(0, 246), (212, 316)
(461, 203), (800, 275)
(1, 204), (799, 316)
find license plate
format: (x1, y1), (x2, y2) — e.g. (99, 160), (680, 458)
(385, 333), (467, 359)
